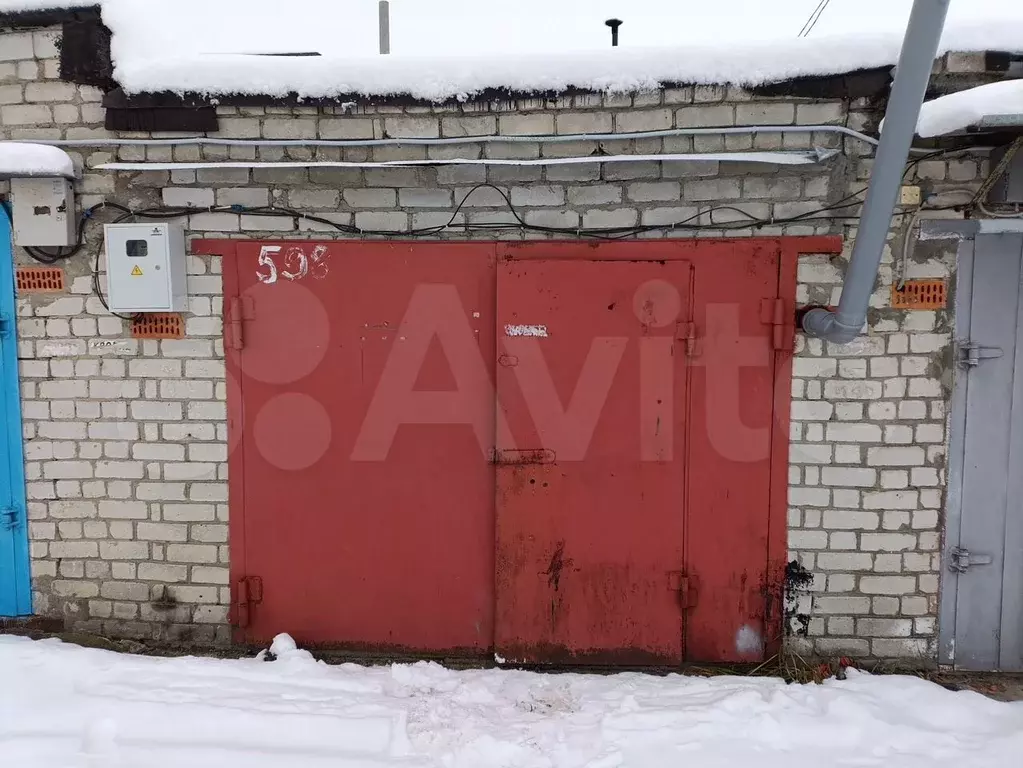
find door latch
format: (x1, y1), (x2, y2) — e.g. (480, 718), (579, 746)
(668, 571), (699, 609)
(948, 546), (993, 572)
(958, 341), (1003, 367)
(2, 507), (19, 530)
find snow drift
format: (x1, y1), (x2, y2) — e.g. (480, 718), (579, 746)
(2, 633), (1022, 768)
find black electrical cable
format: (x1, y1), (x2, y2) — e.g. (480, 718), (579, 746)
(92, 244), (138, 321)
(7, 144), (973, 250)
(1, 143), (977, 318)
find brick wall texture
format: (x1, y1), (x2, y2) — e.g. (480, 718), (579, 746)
(1, 25), (988, 659)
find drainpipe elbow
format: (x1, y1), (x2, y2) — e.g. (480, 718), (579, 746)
(800, 307), (862, 344)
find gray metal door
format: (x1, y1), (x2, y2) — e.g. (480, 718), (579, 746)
(942, 232), (1023, 671)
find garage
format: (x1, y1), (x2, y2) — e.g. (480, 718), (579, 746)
(215, 238), (802, 665)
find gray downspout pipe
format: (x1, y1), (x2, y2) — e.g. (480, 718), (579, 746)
(801, 0), (950, 344)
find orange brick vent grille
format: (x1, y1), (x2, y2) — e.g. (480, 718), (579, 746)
(16, 266), (65, 293)
(131, 313), (185, 339)
(891, 279), (947, 310)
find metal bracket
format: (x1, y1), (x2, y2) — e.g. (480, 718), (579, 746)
(677, 321), (700, 358)
(760, 298), (794, 351)
(958, 341), (1003, 367)
(227, 296), (255, 351)
(232, 575), (263, 628)
(948, 546), (993, 572)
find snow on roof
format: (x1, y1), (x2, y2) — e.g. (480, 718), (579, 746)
(0, 0), (93, 11)
(101, 0), (1023, 57)
(0, 142), (75, 178)
(6, 0), (1023, 102)
(96, 0), (1023, 101)
(916, 80), (1023, 137)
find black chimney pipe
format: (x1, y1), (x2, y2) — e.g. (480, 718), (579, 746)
(605, 18), (623, 47)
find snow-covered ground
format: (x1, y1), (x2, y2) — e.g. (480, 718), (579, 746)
(2, 633), (1022, 768)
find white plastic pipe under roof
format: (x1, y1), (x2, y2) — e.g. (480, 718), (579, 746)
(95, 150), (837, 173)
(4, 125), (888, 150)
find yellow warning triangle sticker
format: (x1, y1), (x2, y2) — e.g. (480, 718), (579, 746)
(131, 265), (144, 277)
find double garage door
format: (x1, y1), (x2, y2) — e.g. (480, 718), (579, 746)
(219, 239), (800, 665)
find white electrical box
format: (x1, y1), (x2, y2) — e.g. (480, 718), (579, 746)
(11, 177), (76, 247)
(104, 222), (188, 312)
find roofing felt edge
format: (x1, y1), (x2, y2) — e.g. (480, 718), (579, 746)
(0, 4), (98, 28)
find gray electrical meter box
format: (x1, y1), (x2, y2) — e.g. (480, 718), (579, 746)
(104, 223), (188, 312)
(11, 177), (76, 247)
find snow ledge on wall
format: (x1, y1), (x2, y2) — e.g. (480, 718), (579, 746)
(0, 143), (75, 179)
(100, 19), (1023, 102)
(915, 80), (1023, 137)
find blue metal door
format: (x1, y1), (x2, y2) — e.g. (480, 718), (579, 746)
(0, 206), (30, 616)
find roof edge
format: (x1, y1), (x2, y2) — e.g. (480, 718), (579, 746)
(104, 67), (896, 114)
(0, 5), (100, 29)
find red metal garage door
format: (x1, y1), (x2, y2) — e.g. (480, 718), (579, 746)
(222, 242), (497, 654)
(491, 241), (794, 664)
(208, 237), (825, 663)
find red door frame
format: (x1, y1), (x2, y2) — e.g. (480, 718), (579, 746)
(197, 235), (841, 658)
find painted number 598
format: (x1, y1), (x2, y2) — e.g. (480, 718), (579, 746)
(256, 245), (331, 285)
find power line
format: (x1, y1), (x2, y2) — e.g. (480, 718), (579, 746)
(798, 0), (832, 38)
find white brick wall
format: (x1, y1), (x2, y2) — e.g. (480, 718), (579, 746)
(786, 228), (954, 661)
(17, 252), (230, 642)
(0, 22), (984, 659)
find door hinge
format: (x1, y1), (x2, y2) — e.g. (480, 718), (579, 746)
(958, 341), (1003, 368)
(678, 321), (700, 358)
(0, 313), (12, 338)
(1, 506), (19, 531)
(228, 296), (254, 351)
(948, 546), (993, 572)
(760, 298), (794, 351)
(232, 575), (263, 628)
(668, 571), (699, 610)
